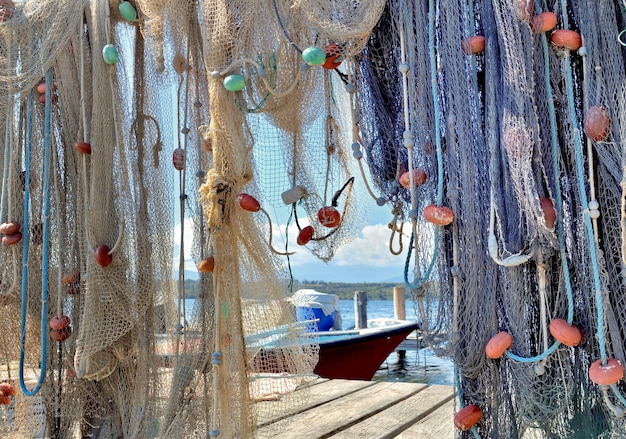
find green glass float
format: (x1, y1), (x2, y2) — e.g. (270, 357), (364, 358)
(223, 74), (245, 92)
(302, 47), (326, 66)
(118, 1), (137, 22)
(102, 44), (119, 65)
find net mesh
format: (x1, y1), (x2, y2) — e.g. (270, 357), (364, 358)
(355, 0), (626, 437)
(3, 0), (626, 437)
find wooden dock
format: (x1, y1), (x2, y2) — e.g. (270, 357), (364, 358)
(256, 378), (456, 438)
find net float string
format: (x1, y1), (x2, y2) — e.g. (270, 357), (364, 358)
(404, 0), (441, 290)
(346, 56), (385, 206)
(19, 71), (53, 396)
(176, 35), (193, 337)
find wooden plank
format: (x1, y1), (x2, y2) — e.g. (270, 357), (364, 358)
(256, 378), (376, 427)
(330, 385), (456, 439)
(255, 381), (427, 439)
(394, 399), (456, 439)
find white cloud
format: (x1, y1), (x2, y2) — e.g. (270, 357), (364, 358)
(333, 224), (409, 267)
(272, 222), (409, 268)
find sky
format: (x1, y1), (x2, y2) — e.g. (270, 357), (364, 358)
(173, 202), (411, 283)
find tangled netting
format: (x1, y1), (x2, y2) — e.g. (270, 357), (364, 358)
(0, 0), (389, 437)
(356, 0), (626, 437)
(2, 0), (626, 437)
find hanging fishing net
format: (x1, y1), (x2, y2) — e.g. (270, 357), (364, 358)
(355, 0), (626, 437)
(0, 0), (385, 438)
(3, 0), (626, 438)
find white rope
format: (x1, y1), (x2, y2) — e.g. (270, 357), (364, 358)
(488, 192), (532, 267)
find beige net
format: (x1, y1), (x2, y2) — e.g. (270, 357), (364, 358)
(0, 0), (383, 438)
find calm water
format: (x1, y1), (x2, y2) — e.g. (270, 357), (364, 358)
(337, 299), (455, 386)
(184, 298), (455, 386)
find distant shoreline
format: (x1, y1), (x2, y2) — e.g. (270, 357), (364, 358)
(182, 280), (403, 301)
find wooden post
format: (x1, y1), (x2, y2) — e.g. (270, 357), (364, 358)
(393, 286), (407, 366)
(393, 285), (406, 321)
(354, 291), (367, 329)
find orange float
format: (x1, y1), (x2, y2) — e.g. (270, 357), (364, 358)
(461, 36), (485, 55)
(323, 43), (343, 70)
(0, 221), (20, 235)
(589, 358), (624, 386)
(485, 331), (513, 359)
(50, 326), (72, 342)
(0, 382), (16, 397)
(0, 394), (10, 405)
(531, 12), (558, 34)
(551, 29), (582, 51)
(198, 257), (215, 273)
(540, 197), (556, 229)
(2, 231), (22, 246)
(74, 142), (92, 154)
(584, 105), (611, 142)
(62, 269), (80, 285)
(423, 204), (454, 226)
(49, 315), (71, 330)
(454, 404), (482, 431)
(399, 169), (427, 189)
(549, 318), (582, 346)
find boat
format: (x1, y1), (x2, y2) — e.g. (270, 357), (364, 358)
(248, 291), (419, 380)
(308, 320), (419, 380)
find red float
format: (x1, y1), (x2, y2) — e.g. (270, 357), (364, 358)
(540, 197), (556, 229)
(95, 244), (113, 267)
(74, 142), (92, 154)
(297, 225), (314, 245)
(49, 315), (71, 330)
(318, 206), (341, 228)
(238, 193), (261, 212)
(172, 148), (185, 170)
(0, 382), (16, 397)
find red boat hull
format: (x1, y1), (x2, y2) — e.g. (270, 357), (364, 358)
(313, 323), (417, 380)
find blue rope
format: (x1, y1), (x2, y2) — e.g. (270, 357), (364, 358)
(19, 70), (52, 396)
(504, 341), (560, 363)
(560, 43), (607, 364)
(404, 229), (439, 289)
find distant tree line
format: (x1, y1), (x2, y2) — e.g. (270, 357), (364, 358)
(182, 279), (400, 300)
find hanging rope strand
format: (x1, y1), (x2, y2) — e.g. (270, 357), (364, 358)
(19, 70), (53, 396)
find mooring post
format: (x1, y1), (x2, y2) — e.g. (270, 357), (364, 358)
(354, 291), (367, 329)
(393, 285), (406, 320)
(393, 285), (407, 367)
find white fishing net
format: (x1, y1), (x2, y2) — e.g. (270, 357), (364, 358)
(0, 0), (383, 438)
